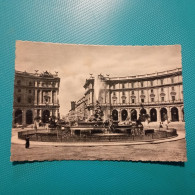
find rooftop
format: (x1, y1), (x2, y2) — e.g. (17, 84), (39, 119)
(84, 67), (182, 87)
(15, 70), (60, 79)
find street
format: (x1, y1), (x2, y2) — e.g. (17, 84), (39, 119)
(11, 139), (187, 162)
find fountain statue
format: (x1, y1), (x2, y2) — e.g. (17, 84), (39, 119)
(88, 100), (104, 122)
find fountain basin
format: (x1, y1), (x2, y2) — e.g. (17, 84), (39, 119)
(18, 128), (177, 143)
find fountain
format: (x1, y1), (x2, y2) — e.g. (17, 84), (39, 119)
(88, 101), (104, 122)
(17, 74), (178, 143)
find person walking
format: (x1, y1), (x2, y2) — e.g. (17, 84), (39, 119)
(25, 135), (30, 149)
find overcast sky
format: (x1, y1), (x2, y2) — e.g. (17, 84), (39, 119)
(15, 41), (182, 115)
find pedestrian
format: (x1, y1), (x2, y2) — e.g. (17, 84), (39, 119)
(25, 135), (30, 149)
(34, 120), (38, 132)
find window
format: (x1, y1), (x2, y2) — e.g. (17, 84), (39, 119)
(29, 81), (32, 86)
(141, 98), (144, 103)
(132, 91), (134, 95)
(17, 80), (21, 85)
(161, 88), (164, 92)
(151, 98), (154, 102)
(151, 89), (153, 93)
(18, 89), (21, 93)
(161, 79), (164, 85)
(131, 82), (134, 88)
(172, 86), (175, 91)
(141, 90), (144, 94)
(113, 85), (115, 89)
(42, 82), (45, 86)
(29, 90), (31, 94)
(52, 82), (56, 87)
(161, 97), (164, 102)
(141, 81), (144, 87)
(171, 77), (174, 83)
(17, 97), (21, 103)
(172, 96), (175, 101)
(122, 91), (125, 95)
(122, 99), (126, 104)
(113, 100), (116, 104)
(122, 83), (125, 89)
(28, 97), (32, 103)
(113, 92), (116, 96)
(150, 81), (153, 86)
(132, 99), (135, 103)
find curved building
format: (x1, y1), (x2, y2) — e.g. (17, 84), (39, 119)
(13, 70), (60, 126)
(76, 68), (184, 123)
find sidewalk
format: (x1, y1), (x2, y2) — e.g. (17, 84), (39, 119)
(11, 130), (186, 147)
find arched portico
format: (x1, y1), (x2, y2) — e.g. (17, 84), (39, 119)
(15, 109), (22, 124)
(150, 108), (157, 122)
(112, 109), (118, 121)
(160, 108), (167, 122)
(131, 109), (137, 121)
(121, 109), (128, 121)
(42, 110), (50, 123)
(140, 108), (147, 122)
(26, 110), (33, 124)
(171, 107), (179, 121)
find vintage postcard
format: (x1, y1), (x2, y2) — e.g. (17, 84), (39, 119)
(11, 41), (187, 162)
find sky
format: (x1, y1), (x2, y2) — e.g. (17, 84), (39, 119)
(15, 41), (182, 115)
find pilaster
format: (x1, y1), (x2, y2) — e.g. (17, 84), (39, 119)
(22, 109), (26, 126)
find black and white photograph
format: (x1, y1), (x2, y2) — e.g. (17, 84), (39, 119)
(11, 41), (187, 162)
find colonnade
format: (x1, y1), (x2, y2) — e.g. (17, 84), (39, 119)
(111, 106), (184, 122)
(13, 108), (59, 126)
(34, 90), (58, 105)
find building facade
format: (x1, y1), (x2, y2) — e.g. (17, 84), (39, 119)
(74, 68), (184, 123)
(13, 70), (60, 126)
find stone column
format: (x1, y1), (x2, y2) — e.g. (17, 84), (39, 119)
(52, 91), (54, 104)
(57, 90), (59, 104)
(33, 109), (37, 119)
(156, 107), (161, 122)
(39, 109), (42, 118)
(42, 91), (45, 104)
(167, 107), (171, 122)
(136, 108), (139, 120)
(55, 110), (58, 117)
(50, 91), (52, 104)
(34, 89), (37, 104)
(178, 106), (183, 122)
(118, 110), (121, 121)
(22, 109), (26, 126)
(39, 90), (42, 104)
(54, 91), (57, 104)
(128, 108), (131, 121)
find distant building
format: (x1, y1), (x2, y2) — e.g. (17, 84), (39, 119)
(13, 70), (60, 126)
(73, 68), (184, 122)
